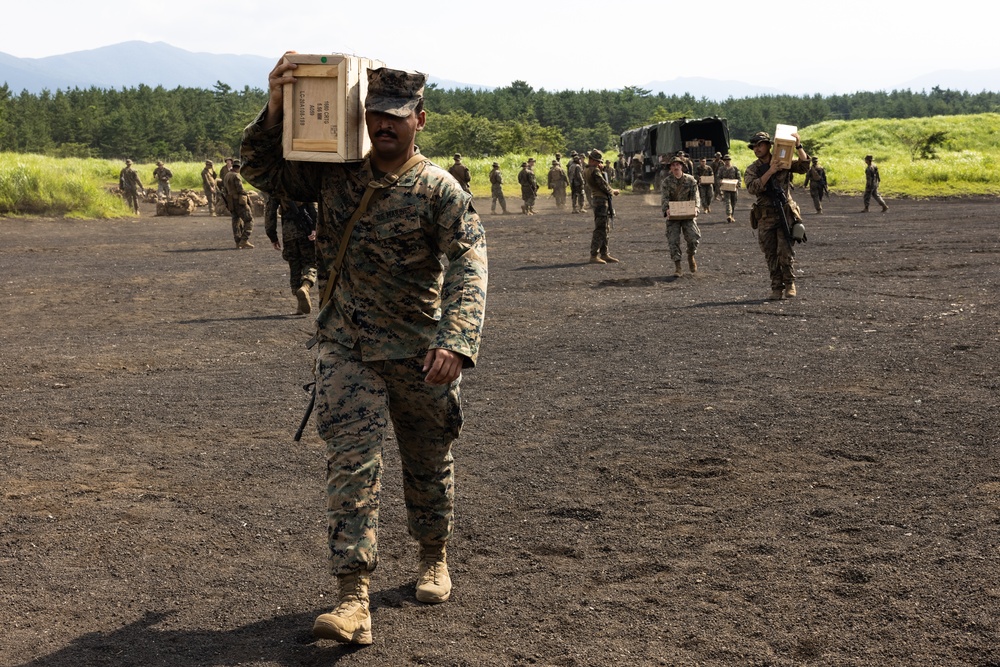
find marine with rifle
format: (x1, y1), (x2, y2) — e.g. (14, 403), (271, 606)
(744, 130), (810, 300)
(584, 148), (620, 264)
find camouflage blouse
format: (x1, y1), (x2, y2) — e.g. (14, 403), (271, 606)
(240, 110), (488, 366)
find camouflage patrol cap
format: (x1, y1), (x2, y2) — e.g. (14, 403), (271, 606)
(492, 161), (499, 167)
(864, 154), (873, 160)
(521, 161), (528, 167)
(715, 152), (722, 157)
(206, 159), (213, 165)
(812, 156), (819, 162)
(528, 157), (536, 163)
(366, 67), (426, 118)
(231, 160), (242, 168)
(747, 131), (772, 148)
(669, 155), (686, 165)
(723, 154), (732, 160)
(454, 153), (462, 159)
(552, 159), (558, 165)
(125, 158), (132, 165)
(588, 149), (604, 162)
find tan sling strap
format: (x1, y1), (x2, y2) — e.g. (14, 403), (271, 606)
(317, 153), (427, 311)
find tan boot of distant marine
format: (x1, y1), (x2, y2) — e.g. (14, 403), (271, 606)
(313, 571), (372, 645)
(415, 546), (452, 604)
(784, 283), (797, 298)
(589, 255), (606, 264)
(601, 254), (620, 263)
(295, 280), (312, 315)
(674, 260), (683, 277)
(688, 255), (697, 273)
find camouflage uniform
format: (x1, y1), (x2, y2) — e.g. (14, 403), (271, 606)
(568, 157), (585, 212)
(240, 101), (488, 576)
(547, 162), (568, 208)
(804, 160), (828, 213)
(201, 162), (218, 216)
(264, 197), (318, 292)
(223, 167), (254, 247)
(489, 164), (507, 213)
(660, 171), (702, 262)
(745, 150), (809, 294)
(118, 162), (143, 214)
(518, 162), (538, 214)
(716, 161), (742, 222)
(152, 162), (172, 200)
(864, 157), (888, 212)
(448, 155), (472, 194)
(695, 163), (715, 212)
(584, 156), (615, 258)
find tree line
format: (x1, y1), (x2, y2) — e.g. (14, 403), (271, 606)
(1, 79), (998, 161)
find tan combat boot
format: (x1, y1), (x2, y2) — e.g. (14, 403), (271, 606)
(688, 255), (697, 273)
(415, 546), (452, 604)
(295, 280), (312, 315)
(784, 283), (797, 298)
(768, 288), (784, 301)
(313, 571), (372, 644)
(601, 254), (620, 263)
(589, 255), (606, 264)
(238, 238), (254, 249)
(673, 260), (682, 277)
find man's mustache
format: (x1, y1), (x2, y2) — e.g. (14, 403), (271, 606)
(375, 129), (397, 139)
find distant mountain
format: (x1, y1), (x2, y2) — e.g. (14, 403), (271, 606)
(2, 42), (999, 99)
(0, 41), (487, 94)
(641, 76), (785, 101)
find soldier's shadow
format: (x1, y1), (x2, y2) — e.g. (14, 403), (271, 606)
(13, 584), (413, 667)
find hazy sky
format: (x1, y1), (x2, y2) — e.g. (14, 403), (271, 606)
(7, 0), (998, 93)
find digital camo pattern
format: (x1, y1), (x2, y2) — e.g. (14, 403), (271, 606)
(659, 172), (700, 218)
(660, 172), (701, 261)
(316, 342), (460, 574)
(865, 163), (887, 209)
(745, 157), (808, 292)
(716, 163), (741, 218)
(265, 198), (318, 290)
(201, 165), (218, 215)
(489, 167), (507, 213)
(224, 171), (253, 243)
(240, 112), (488, 366)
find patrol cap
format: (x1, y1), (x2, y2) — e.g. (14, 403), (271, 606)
(365, 67), (426, 118)
(715, 152), (722, 157)
(552, 159), (558, 165)
(231, 160), (242, 168)
(812, 156), (819, 162)
(722, 154), (732, 160)
(747, 131), (772, 148)
(669, 155), (686, 165)
(528, 157), (536, 163)
(521, 161), (528, 167)
(206, 159), (213, 165)
(588, 149), (604, 162)
(864, 154), (873, 160)
(492, 161), (500, 167)
(125, 158), (132, 165)
(454, 153), (461, 159)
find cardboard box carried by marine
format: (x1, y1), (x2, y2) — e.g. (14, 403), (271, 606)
(772, 124), (798, 170)
(720, 178), (739, 192)
(667, 200), (699, 218)
(282, 54), (386, 163)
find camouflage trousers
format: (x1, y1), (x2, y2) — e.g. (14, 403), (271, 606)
(756, 207), (795, 291)
(123, 188), (140, 214)
(589, 198), (611, 256)
(665, 218), (701, 261)
(203, 185), (216, 215)
(699, 185), (714, 209)
(281, 234), (317, 290)
(552, 186), (566, 208)
(315, 342), (462, 575)
(810, 186), (825, 212)
(571, 183), (585, 211)
(231, 202), (253, 244)
(864, 186), (886, 210)
(157, 181), (170, 200)
(722, 190), (738, 218)
(491, 185), (507, 213)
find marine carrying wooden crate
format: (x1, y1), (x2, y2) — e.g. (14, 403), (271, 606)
(772, 123), (797, 170)
(282, 54), (385, 163)
(667, 200), (698, 218)
(699, 175), (715, 185)
(720, 178), (738, 192)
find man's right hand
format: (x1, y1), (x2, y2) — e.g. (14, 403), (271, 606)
(264, 52), (298, 129)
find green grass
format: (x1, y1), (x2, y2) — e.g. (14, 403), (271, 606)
(5, 114), (1000, 218)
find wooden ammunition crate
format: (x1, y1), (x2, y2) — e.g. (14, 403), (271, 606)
(667, 200), (698, 218)
(773, 123), (797, 170)
(720, 178), (738, 192)
(699, 175), (715, 185)
(282, 54), (385, 163)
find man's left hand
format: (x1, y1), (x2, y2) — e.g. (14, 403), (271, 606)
(423, 348), (463, 385)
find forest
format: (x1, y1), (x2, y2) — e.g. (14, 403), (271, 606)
(0, 78), (998, 161)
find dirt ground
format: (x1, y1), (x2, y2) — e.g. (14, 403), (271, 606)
(2, 186), (999, 667)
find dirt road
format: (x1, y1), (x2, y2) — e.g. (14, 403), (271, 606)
(2, 190), (999, 666)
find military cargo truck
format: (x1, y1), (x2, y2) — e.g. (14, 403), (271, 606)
(620, 117), (730, 191)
